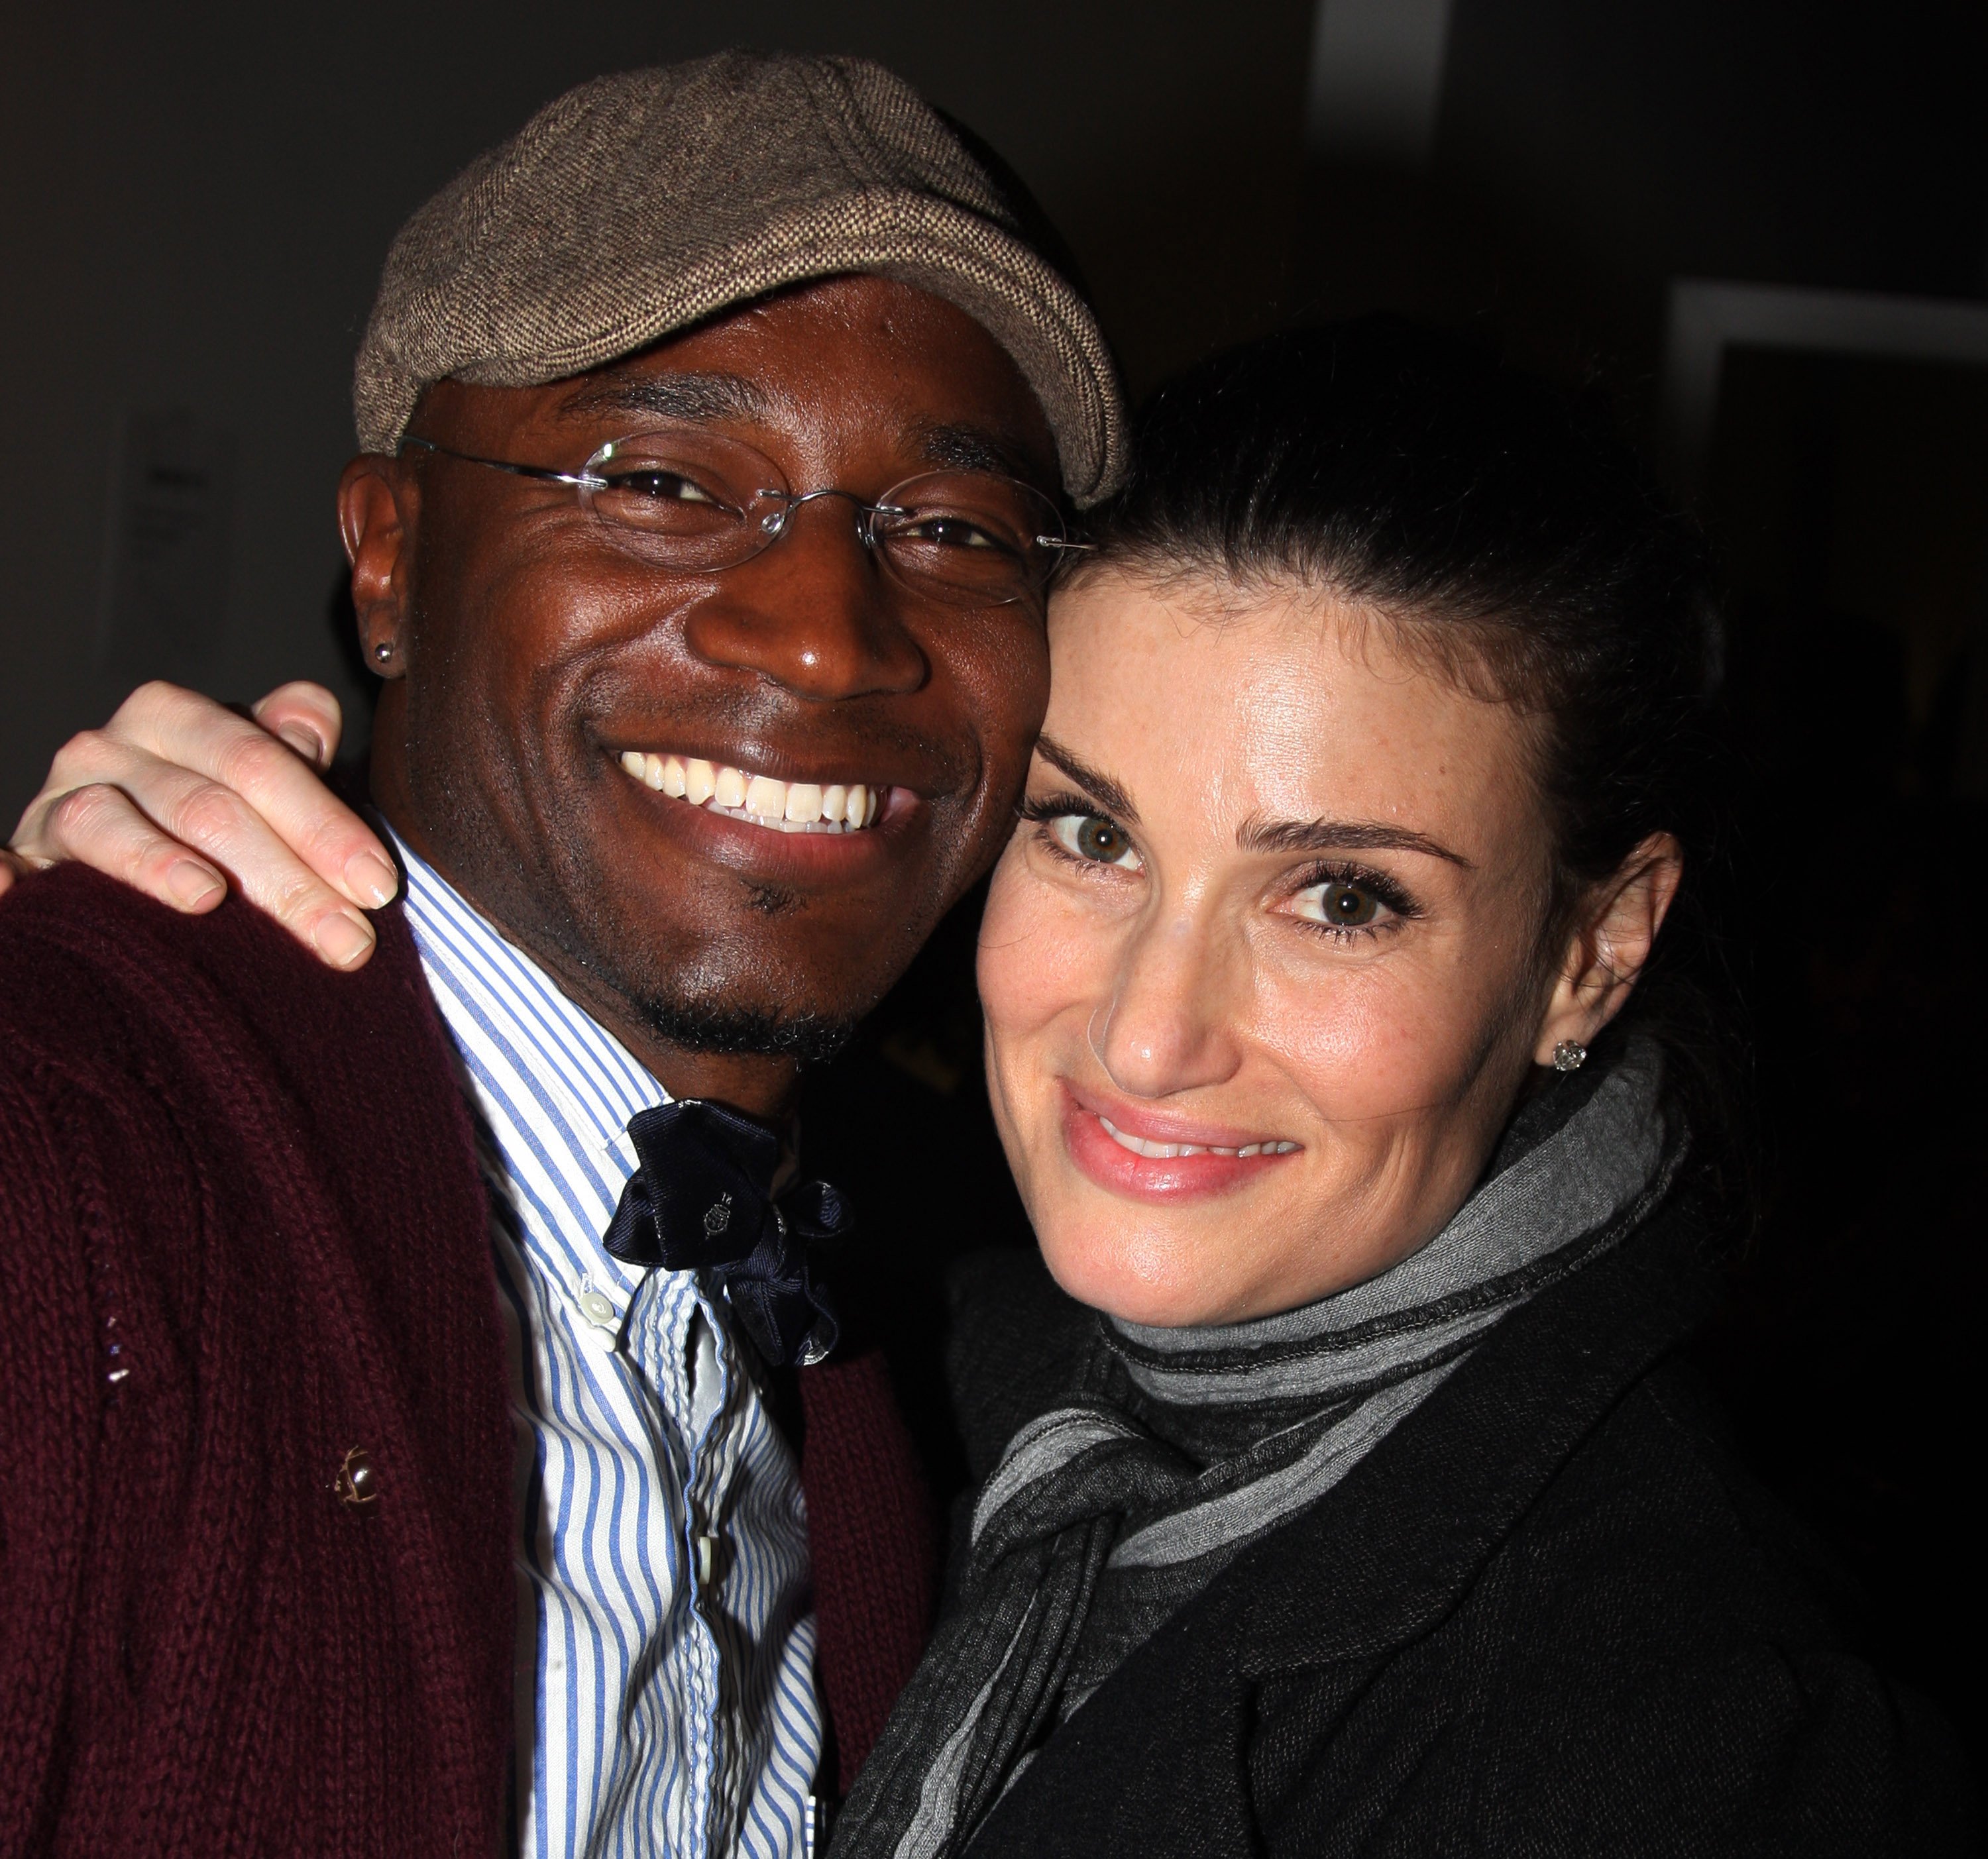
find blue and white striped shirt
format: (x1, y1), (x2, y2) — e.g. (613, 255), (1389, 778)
(392, 832), (822, 1858)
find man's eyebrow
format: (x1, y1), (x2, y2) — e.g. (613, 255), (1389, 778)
(915, 420), (1049, 484)
(1239, 816), (1474, 869)
(555, 371), (771, 427)
(1033, 735), (1139, 824)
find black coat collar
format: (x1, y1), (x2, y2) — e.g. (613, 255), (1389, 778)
(1166, 1195), (1719, 1678)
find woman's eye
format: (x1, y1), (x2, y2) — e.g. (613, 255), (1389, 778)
(1292, 878), (1388, 929)
(1050, 814), (1142, 870)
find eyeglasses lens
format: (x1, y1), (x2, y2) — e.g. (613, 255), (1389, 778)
(580, 430), (1061, 605)
(869, 473), (1060, 604)
(584, 433), (761, 551)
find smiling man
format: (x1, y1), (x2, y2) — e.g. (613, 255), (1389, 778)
(360, 280), (1066, 1094)
(0, 54), (1122, 1859)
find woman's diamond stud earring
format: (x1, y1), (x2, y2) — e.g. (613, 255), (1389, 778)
(1552, 1039), (1588, 1072)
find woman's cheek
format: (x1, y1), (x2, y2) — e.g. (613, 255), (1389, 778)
(976, 845), (1054, 1044)
(977, 845), (1113, 1049)
(1260, 945), (1492, 1129)
(979, 851), (1065, 1213)
(979, 849), (1125, 1187)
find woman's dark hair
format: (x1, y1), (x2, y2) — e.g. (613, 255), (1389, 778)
(1077, 317), (1749, 1224)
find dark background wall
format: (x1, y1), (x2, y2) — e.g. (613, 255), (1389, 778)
(6, 0), (1987, 1764)
(1299, 0), (1988, 481)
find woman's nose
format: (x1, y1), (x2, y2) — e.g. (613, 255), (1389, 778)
(1090, 908), (1244, 1101)
(683, 495), (928, 700)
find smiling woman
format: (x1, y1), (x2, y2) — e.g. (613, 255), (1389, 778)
(972, 325), (1716, 1332)
(831, 320), (1971, 1857)
(985, 573), (1637, 1327)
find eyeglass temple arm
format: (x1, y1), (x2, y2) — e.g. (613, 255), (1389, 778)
(398, 436), (600, 490)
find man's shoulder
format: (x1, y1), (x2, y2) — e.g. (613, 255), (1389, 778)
(0, 865), (485, 1338)
(0, 867), (456, 1155)
(1, 863), (426, 1051)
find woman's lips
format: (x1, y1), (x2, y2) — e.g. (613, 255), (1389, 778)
(1059, 1083), (1299, 1204)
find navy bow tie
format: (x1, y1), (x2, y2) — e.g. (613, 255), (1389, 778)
(602, 1098), (848, 1368)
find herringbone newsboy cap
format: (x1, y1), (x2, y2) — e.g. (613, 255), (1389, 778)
(353, 53), (1127, 504)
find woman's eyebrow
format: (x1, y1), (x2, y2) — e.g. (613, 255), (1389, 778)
(1239, 816), (1473, 868)
(1034, 735), (1139, 823)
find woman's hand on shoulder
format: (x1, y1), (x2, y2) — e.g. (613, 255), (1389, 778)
(2, 680), (396, 970)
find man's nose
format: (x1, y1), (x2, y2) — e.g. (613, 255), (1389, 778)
(682, 494), (928, 700)
(1090, 905), (1245, 1102)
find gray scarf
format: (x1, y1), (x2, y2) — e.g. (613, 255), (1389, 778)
(833, 1043), (1676, 1859)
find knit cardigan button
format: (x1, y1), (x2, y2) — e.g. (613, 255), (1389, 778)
(334, 1447), (380, 1506)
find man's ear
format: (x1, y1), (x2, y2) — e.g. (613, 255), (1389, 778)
(338, 455), (415, 679)
(1533, 832), (1684, 1066)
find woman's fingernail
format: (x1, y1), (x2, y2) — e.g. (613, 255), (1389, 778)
(276, 722), (329, 765)
(346, 849), (398, 908)
(313, 910), (375, 969)
(167, 859), (225, 908)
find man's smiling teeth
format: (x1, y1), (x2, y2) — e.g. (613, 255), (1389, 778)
(618, 751), (880, 832)
(1098, 1114), (1298, 1159)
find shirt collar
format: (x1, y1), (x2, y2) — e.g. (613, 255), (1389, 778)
(388, 827), (668, 1159)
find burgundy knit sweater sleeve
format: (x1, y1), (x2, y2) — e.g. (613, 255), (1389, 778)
(0, 867), (516, 1859)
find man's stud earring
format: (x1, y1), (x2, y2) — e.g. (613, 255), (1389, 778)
(1552, 1039), (1588, 1073)
(372, 641), (393, 664)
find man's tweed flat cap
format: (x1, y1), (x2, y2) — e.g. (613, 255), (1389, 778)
(354, 54), (1127, 504)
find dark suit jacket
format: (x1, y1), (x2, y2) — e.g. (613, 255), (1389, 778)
(944, 1201), (1977, 1856)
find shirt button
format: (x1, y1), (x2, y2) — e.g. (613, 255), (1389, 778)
(577, 1289), (618, 1329)
(696, 1530), (723, 1589)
